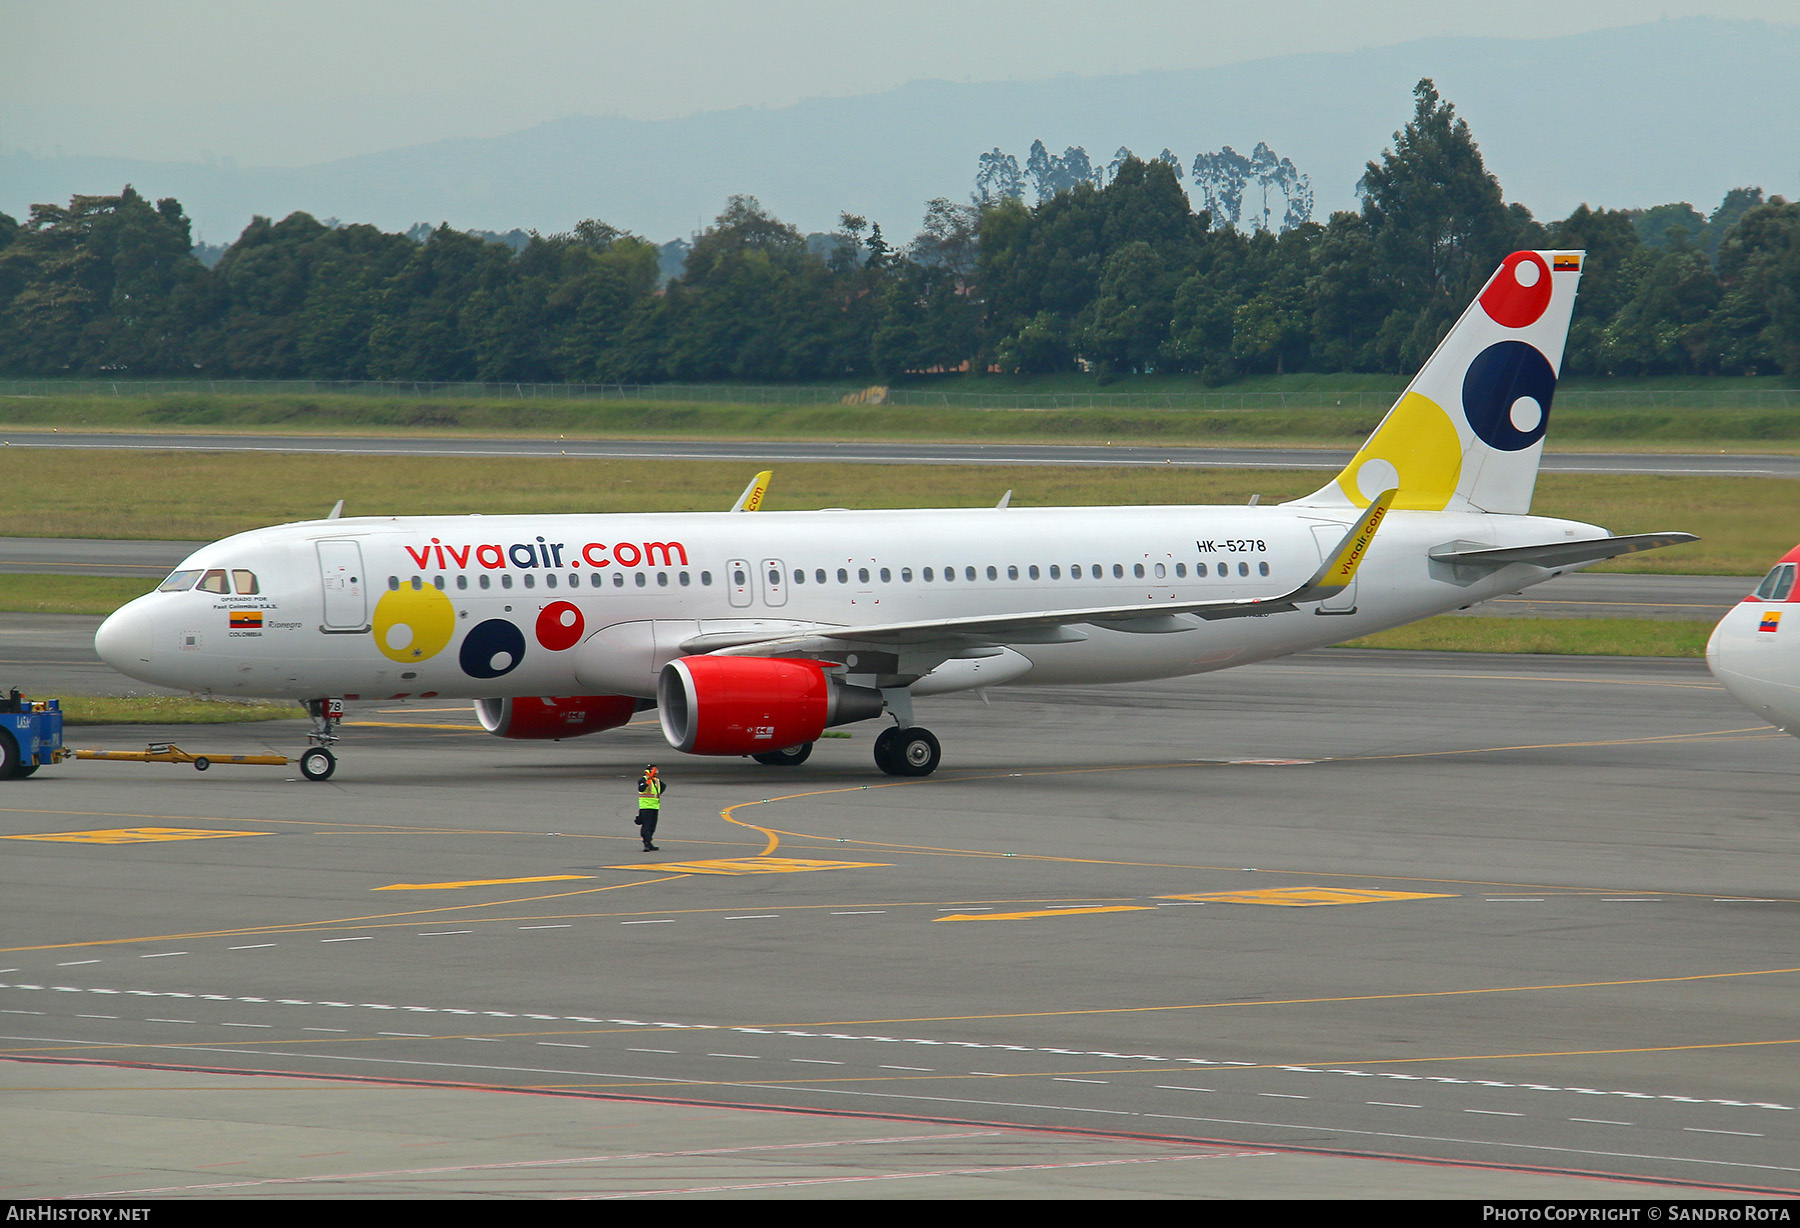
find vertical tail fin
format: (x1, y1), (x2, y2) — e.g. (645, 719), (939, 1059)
(1291, 250), (1583, 515)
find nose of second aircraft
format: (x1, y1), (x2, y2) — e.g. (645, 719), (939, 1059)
(95, 604), (156, 676)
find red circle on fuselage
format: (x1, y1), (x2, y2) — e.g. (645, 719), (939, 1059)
(535, 601), (584, 651)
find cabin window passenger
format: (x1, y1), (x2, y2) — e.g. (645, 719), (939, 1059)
(456, 575), (468, 590)
(412, 576), (424, 591)
(501, 574), (513, 589)
(658, 572), (669, 587)
(815, 569), (827, 584)
(1071, 564), (1081, 579)
(901, 568), (913, 582)
(1238, 561), (1249, 577)
(1153, 563), (1164, 579)
(923, 567), (934, 581)
(768, 569), (780, 586)
(986, 566), (997, 581)
(1174, 563), (1186, 578)
(479, 574), (491, 590)
(232, 569), (259, 594)
(386, 576), (399, 591)
(591, 573), (603, 588)
(1028, 565), (1039, 579)
(880, 567), (891, 582)
(1050, 565), (1060, 579)
(1259, 561), (1270, 577)
(614, 573), (625, 587)
(967, 566), (978, 581)
(1007, 565), (1018, 580)
(793, 569), (804, 584)
(1092, 563), (1102, 576)
(635, 573), (646, 588)
(1134, 563), (1145, 578)
(680, 571), (691, 586)
(733, 567), (746, 586)
(859, 567), (870, 583)
(434, 575), (446, 590)
(544, 573), (557, 589)
(701, 571), (712, 586)
(1113, 564), (1125, 579)
(943, 567), (955, 582)
(522, 574), (535, 589)
(838, 568), (849, 584)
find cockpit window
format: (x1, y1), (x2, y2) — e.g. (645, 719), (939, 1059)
(197, 569), (230, 594)
(157, 569), (204, 593)
(1753, 563), (1796, 602)
(232, 569), (259, 595)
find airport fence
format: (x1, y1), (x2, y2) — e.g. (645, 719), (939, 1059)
(2, 378), (1799, 412)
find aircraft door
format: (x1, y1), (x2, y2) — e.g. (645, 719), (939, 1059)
(727, 559), (753, 609)
(1308, 523), (1357, 615)
(317, 540), (369, 631)
(760, 558), (787, 608)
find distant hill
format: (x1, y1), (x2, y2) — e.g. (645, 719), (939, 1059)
(2, 17), (1795, 246)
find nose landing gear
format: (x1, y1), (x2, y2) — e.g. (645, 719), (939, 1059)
(300, 698), (343, 781)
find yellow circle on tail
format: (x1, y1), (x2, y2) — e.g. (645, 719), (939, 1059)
(1335, 391), (1464, 511)
(373, 585), (456, 663)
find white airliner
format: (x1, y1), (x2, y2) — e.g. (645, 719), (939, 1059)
(93, 249), (1693, 781)
(1707, 543), (1800, 736)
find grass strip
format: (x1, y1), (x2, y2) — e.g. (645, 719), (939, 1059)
(59, 696), (300, 725)
(1343, 616), (1714, 657)
(0, 575), (154, 615)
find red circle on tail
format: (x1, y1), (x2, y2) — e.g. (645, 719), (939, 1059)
(1479, 252), (1553, 329)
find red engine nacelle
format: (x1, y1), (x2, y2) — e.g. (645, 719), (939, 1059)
(474, 695), (641, 740)
(658, 656), (882, 755)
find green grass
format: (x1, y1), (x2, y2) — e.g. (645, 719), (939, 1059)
(0, 450), (1783, 575)
(1343, 616), (1714, 657)
(59, 696), (300, 724)
(3, 385), (1800, 449)
(0, 575), (155, 614)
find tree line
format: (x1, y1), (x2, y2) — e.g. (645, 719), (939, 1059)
(1, 80), (1796, 384)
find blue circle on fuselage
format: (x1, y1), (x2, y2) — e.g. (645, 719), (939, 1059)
(1462, 340), (1556, 451)
(459, 618), (526, 679)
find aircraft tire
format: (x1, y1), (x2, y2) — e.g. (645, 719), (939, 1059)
(194, 757), (210, 772)
(894, 727), (941, 777)
(299, 747), (337, 781)
(752, 743), (813, 767)
(0, 730), (20, 780)
(873, 726), (904, 776)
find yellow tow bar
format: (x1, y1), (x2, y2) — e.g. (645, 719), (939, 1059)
(73, 743), (292, 772)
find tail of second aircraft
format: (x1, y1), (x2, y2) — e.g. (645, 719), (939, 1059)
(1290, 250), (1583, 516)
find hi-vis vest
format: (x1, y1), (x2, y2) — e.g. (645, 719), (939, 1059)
(639, 777), (663, 810)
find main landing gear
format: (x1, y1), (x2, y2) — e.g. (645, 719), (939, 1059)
(299, 697), (343, 781)
(751, 743), (813, 767)
(874, 725), (941, 777)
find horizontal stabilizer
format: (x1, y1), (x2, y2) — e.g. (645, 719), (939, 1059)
(1429, 532), (1697, 570)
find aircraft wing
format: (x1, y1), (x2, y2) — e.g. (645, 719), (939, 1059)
(680, 490), (1396, 658)
(1429, 532), (1697, 570)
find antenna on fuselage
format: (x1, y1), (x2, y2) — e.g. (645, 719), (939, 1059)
(326, 500), (344, 519)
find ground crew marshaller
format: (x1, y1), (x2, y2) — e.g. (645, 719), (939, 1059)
(635, 764), (664, 851)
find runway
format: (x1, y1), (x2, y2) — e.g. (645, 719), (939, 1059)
(4, 428), (1798, 477)
(3, 651), (1794, 1198)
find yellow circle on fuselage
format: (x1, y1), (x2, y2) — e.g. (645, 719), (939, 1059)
(373, 585), (456, 663)
(1335, 391), (1464, 511)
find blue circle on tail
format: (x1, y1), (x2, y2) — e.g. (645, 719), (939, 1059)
(459, 618), (526, 679)
(1462, 341), (1556, 452)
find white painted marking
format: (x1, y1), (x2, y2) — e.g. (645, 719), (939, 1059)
(146, 1019), (195, 1024)
(629, 1048), (677, 1054)
(1259, 1093), (1308, 1100)
(1466, 1110), (1524, 1117)
(221, 1023), (271, 1029)
(140, 952), (188, 958)
(622, 920), (674, 925)
(1055, 1078), (1108, 1084)
(725, 915), (778, 920)
(518, 925), (570, 931)
(1156, 1086), (1214, 1093)
(419, 931), (472, 936)
(57, 960), (99, 967)
(1572, 1118), (1633, 1126)
(709, 1053), (760, 1059)
(379, 1032), (430, 1038)
(76, 1014), (118, 1020)
(1684, 1128), (1763, 1137)
(321, 937), (372, 943)
(882, 1066), (933, 1072)
(228, 944), (276, 950)
(303, 1028), (347, 1033)
(1369, 1102), (1422, 1109)
(0, 1010), (43, 1015)
(831, 911), (885, 915)
(538, 1042), (588, 1049)
(1602, 898), (1660, 903)
(792, 1059), (842, 1065)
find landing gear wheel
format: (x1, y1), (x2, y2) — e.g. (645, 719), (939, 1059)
(193, 756), (210, 772)
(895, 727), (940, 777)
(299, 747), (337, 781)
(0, 729), (21, 781)
(873, 726), (903, 776)
(752, 742), (813, 767)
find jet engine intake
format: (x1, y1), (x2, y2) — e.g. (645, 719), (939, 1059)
(657, 656), (883, 755)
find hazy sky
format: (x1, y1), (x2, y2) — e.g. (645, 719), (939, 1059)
(4, 1), (1794, 165)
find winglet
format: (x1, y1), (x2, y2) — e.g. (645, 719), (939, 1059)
(1300, 488), (1395, 600)
(731, 471), (773, 513)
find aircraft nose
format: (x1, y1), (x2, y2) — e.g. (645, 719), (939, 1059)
(95, 606), (155, 670)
